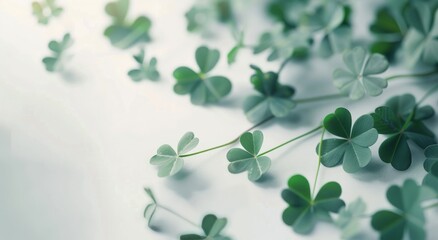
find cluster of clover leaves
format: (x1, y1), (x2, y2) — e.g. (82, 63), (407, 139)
(33, 0), (438, 239)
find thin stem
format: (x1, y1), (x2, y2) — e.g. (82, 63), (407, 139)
(312, 127), (326, 198)
(278, 57), (291, 74)
(423, 201), (438, 210)
(158, 204), (199, 228)
(294, 93), (345, 104)
(180, 116), (274, 157)
(417, 83), (438, 106)
(385, 69), (438, 82)
(259, 125), (323, 156)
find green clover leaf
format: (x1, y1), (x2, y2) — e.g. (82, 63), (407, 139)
(104, 0), (152, 49)
(143, 188), (157, 227)
(372, 94), (436, 170)
(402, 2), (438, 66)
(335, 198), (366, 240)
(42, 33), (73, 72)
(226, 130), (271, 181)
(243, 65), (296, 123)
(333, 46), (389, 100)
(267, 0), (309, 30)
(173, 46), (232, 105)
(227, 30), (244, 65)
(423, 144), (438, 194)
(318, 108), (378, 173)
(128, 49), (159, 81)
(282, 174), (345, 234)
(32, 0), (63, 25)
(150, 132), (199, 177)
(371, 179), (431, 240)
(180, 214), (231, 240)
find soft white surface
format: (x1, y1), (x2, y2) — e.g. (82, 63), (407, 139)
(0, 0), (437, 240)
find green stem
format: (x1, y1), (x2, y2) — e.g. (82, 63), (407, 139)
(423, 201), (438, 210)
(278, 57), (291, 74)
(259, 125), (323, 156)
(385, 69), (438, 82)
(180, 116), (274, 157)
(294, 94), (345, 104)
(312, 127), (326, 198)
(417, 83), (438, 106)
(158, 204), (199, 228)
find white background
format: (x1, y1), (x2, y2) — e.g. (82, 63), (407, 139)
(0, 0), (437, 239)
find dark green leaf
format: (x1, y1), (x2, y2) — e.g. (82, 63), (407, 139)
(180, 214), (230, 240)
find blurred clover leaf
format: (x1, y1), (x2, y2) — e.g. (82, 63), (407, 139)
(143, 188), (157, 227)
(180, 214), (231, 240)
(243, 65), (296, 123)
(227, 30), (244, 65)
(372, 94), (436, 170)
(226, 130), (271, 181)
(42, 33), (73, 72)
(282, 174), (345, 234)
(423, 144), (438, 194)
(335, 198), (366, 240)
(371, 179), (434, 240)
(104, 0), (151, 49)
(128, 49), (159, 81)
(333, 46), (389, 100)
(267, 0), (309, 30)
(173, 46), (232, 105)
(150, 132), (199, 177)
(32, 0), (63, 25)
(317, 108), (378, 173)
(253, 24), (311, 61)
(402, 2), (438, 66)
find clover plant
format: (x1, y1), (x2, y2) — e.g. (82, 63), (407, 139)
(32, 0), (63, 25)
(42, 33), (73, 72)
(128, 49), (159, 81)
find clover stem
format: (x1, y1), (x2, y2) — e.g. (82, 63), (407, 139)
(385, 69), (438, 82)
(278, 57), (291, 74)
(312, 127), (326, 198)
(417, 83), (438, 106)
(259, 125), (323, 156)
(294, 93), (346, 104)
(423, 201), (438, 210)
(179, 116), (275, 157)
(157, 204), (199, 228)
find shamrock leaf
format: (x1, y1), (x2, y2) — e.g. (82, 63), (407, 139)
(150, 132), (199, 177)
(227, 30), (244, 65)
(243, 65), (296, 123)
(423, 144), (438, 194)
(180, 214), (231, 240)
(143, 188), (157, 227)
(371, 179), (431, 240)
(318, 108), (378, 173)
(253, 24), (310, 61)
(402, 2), (438, 66)
(42, 33), (73, 72)
(128, 49), (159, 81)
(282, 174), (345, 234)
(333, 46), (389, 100)
(104, 0), (152, 49)
(32, 0), (63, 25)
(173, 46), (232, 105)
(226, 130), (271, 181)
(372, 94), (436, 170)
(335, 198), (366, 240)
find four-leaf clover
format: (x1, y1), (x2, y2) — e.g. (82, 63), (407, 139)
(318, 108), (378, 173)
(243, 65), (296, 123)
(128, 49), (159, 81)
(173, 46), (232, 105)
(282, 174), (345, 234)
(333, 46), (389, 100)
(150, 132), (199, 177)
(180, 214), (230, 240)
(226, 130), (271, 181)
(43, 33), (73, 72)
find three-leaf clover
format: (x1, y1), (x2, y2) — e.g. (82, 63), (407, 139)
(144, 188), (157, 227)
(335, 198), (367, 240)
(333, 46), (389, 100)
(318, 108), (378, 173)
(243, 65), (296, 123)
(150, 132), (199, 177)
(226, 130), (271, 181)
(423, 144), (438, 194)
(371, 179), (432, 240)
(372, 94), (436, 170)
(32, 0), (63, 25)
(104, 0), (152, 49)
(128, 49), (159, 81)
(282, 174), (345, 234)
(42, 33), (73, 72)
(180, 214), (230, 240)
(173, 46), (232, 105)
